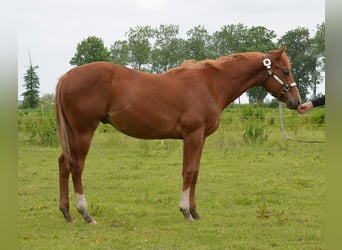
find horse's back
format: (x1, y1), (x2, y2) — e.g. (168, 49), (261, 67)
(60, 62), (124, 89)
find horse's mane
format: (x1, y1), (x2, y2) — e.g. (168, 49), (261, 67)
(166, 52), (258, 75)
(217, 53), (245, 63)
(180, 59), (219, 69)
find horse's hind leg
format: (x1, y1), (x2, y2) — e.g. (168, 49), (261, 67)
(71, 130), (97, 224)
(59, 154), (74, 222)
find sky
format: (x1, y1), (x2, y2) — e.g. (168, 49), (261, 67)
(17, 0), (325, 102)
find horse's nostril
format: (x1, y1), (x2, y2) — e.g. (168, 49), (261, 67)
(287, 100), (300, 110)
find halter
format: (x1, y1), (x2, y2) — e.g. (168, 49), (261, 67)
(262, 54), (296, 99)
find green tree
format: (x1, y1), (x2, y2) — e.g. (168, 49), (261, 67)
(246, 87), (267, 104)
(278, 27), (315, 100)
(40, 93), (55, 104)
(313, 22), (325, 58)
(211, 23), (248, 57)
(126, 25), (154, 71)
(40, 93), (55, 112)
(70, 36), (110, 66)
(309, 22), (325, 97)
(150, 24), (185, 73)
(243, 26), (277, 52)
(184, 25), (213, 60)
(21, 52), (40, 109)
(109, 40), (129, 66)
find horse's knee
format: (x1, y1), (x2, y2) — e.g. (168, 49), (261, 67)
(58, 154), (70, 171)
(182, 168), (196, 182)
(191, 170), (199, 184)
(58, 154), (65, 168)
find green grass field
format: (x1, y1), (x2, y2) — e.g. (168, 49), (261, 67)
(18, 106), (325, 249)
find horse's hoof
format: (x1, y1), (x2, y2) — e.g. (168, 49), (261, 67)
(87, 220), (97, 225)
(190, 208), (201, 220)
(180, 208), (195, 222)
(85, 215), (97, 225)
(65, 218), (75, 223)
(60, 207), (74, 223)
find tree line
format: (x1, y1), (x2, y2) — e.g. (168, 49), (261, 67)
(21, 23), (324, 108)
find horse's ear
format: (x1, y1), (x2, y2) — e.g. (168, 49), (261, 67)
(278, 45), (286, 58)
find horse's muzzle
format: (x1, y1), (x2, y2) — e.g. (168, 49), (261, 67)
(286, 99), (301, 110)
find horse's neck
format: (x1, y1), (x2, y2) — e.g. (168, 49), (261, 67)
(215, 55), (264, 109)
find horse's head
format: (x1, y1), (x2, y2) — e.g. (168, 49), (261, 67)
(262, 46), (301, 109)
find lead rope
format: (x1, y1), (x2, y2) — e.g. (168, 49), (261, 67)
(279, 101), (325, 143)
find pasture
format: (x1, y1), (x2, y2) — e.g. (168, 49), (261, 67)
(18, 105), (325, 249)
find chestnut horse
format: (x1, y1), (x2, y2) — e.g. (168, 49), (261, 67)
(55, 47), (300, 224)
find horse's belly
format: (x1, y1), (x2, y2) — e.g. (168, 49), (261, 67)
(108, 112), (182, 140)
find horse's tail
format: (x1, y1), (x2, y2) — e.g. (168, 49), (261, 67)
(55, 75), (74, 167)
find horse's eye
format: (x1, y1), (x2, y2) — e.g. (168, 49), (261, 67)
(283, 69), (289, 76)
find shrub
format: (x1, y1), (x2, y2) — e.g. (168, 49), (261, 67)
(310, 109), (325, 126)
(240, 106), (265, 121)
(18, 111), (58, 147)
(243, 119), (271, 144)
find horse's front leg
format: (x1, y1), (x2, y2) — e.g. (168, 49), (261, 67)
(180, 130), (204, 221)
